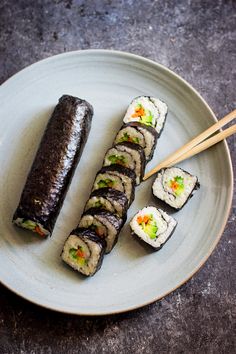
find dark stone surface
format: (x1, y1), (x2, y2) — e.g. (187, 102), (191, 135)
(0, 0), (235, 353)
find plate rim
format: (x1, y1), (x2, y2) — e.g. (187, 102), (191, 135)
(0, 49), (234, 316)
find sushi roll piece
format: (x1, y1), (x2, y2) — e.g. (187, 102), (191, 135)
(130, 206), (177, 250)
(61, 228), (106, 276)
(114, 122), (158, 161)
(13, 95), (93, 237)
(79, 209), (123, 253)
(92, 165), (136, 206)
(84, 188), (128, 220)
(152, 167), (200, 210)
(123, 96), (168, 135)
(103, 142), (145, 185)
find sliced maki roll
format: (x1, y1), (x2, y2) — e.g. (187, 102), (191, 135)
(79, 209), (123, 253)
(103, 142), (145, 185)
(13, 95), (93, 237)
(130, 206), (177, 250)
(92, 165), (136, 206)
(114, 122), (158, 161)
(61, 228), (106, 276)
(152, 167), (200, 210)
(84, 188), (128, 221)
(123, 96), (168, 135)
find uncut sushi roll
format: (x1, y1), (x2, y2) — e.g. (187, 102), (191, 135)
(130, 206), (177, 250)
(79, 209), (123, 253)
(114, 122), (158, 162)
(61, 228), (106, 276)
(152, 167), (200, 210)
(13, 95), (93, 237)
(103, 142), (145, 185)
(92, 165), (136, 206)
(84, 188), (128, 221)
(123, 96), (168, 135)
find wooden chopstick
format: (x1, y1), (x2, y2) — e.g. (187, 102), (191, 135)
(165, 124), (236, 166)
(143, 109), (236, 180)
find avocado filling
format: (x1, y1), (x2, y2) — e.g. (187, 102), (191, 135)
(97, 178), (115, 188)
(108, 154), (126, 166)
(131, 103), (154, 127)
(169, 176), (185, 196)
(137, 214), (158, 239)
(69, 247), (88, 266)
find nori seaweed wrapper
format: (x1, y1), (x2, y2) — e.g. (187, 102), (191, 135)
(82, 208), (123, 232)
(152, 167), (200, 211)
(81, 208), (123, 252)
(114, 141), (146, 184)
(118, 122), (158, 161)
(13, 95), (93, 236)
(97, 164), (136, 205)
(62, 228), (106, 276)
(87, 187), (128, 222)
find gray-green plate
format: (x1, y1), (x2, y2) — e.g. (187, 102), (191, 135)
(0, 50), (233, 315)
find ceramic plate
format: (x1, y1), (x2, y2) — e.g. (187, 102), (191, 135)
(0, 50), (233, 315)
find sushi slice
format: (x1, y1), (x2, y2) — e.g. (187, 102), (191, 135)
(92, 165), (136, 206)
(123, 96), (168, 135)
(13, 95), (93, 237)
(79, 209), (123, 253)
(103, 142), (145, 185)
(84, 188), (128, 220)
(61, 228), (106, 276)
(152, 167), (200, 210)
(130, 206), (177, 250)
(114, 122), (158, 162)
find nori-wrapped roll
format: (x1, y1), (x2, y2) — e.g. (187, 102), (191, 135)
(152, 167), (200, 210)
(13, 95), (93, 237)
(103, 142), (146, 185)
(130, 206), (177, 250)
(79, 208), (123, 253)
(84, 187), (128, 221)
(61, 228), (106, 276)
(114, 122), (158, 162)
(92, 164), (136, 206)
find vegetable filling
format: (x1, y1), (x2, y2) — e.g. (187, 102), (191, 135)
(97, 178), (115, 188)
(20, 219), (46, 237)
(168, 176), (185, 196)
(137, 214), (158, 239)
(69, 247), (88, 266)
(119, 132), (140, 144)
(108, 154), (126, 166)
(131, 103), (154, 126)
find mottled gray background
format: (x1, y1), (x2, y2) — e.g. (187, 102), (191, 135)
(0, 0), (235, 353)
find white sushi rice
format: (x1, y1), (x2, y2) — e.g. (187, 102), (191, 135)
(149, 97), (168, 134)
(103, 147), (135, 170)
(79, 214), (118, 253)
(115, 144), (143, 185)
(137, 126), (156, 160)
(123, 96), (167, 134)
(85, 196), (116, 214)
(62, 234), (102, 276)
(130, 206), (177, 249)
(115, 126), (145, 149)
(152, 167), (198, 209)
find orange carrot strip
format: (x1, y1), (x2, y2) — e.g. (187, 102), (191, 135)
(35, 225), (45, 237)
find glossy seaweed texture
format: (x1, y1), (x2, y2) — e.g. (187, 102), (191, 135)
(13, 95), (93, 235)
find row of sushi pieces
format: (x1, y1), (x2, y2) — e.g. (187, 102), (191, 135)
(61, 96), (169, 276)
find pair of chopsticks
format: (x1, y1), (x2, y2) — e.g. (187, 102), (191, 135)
(143, 109), (236, 181)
